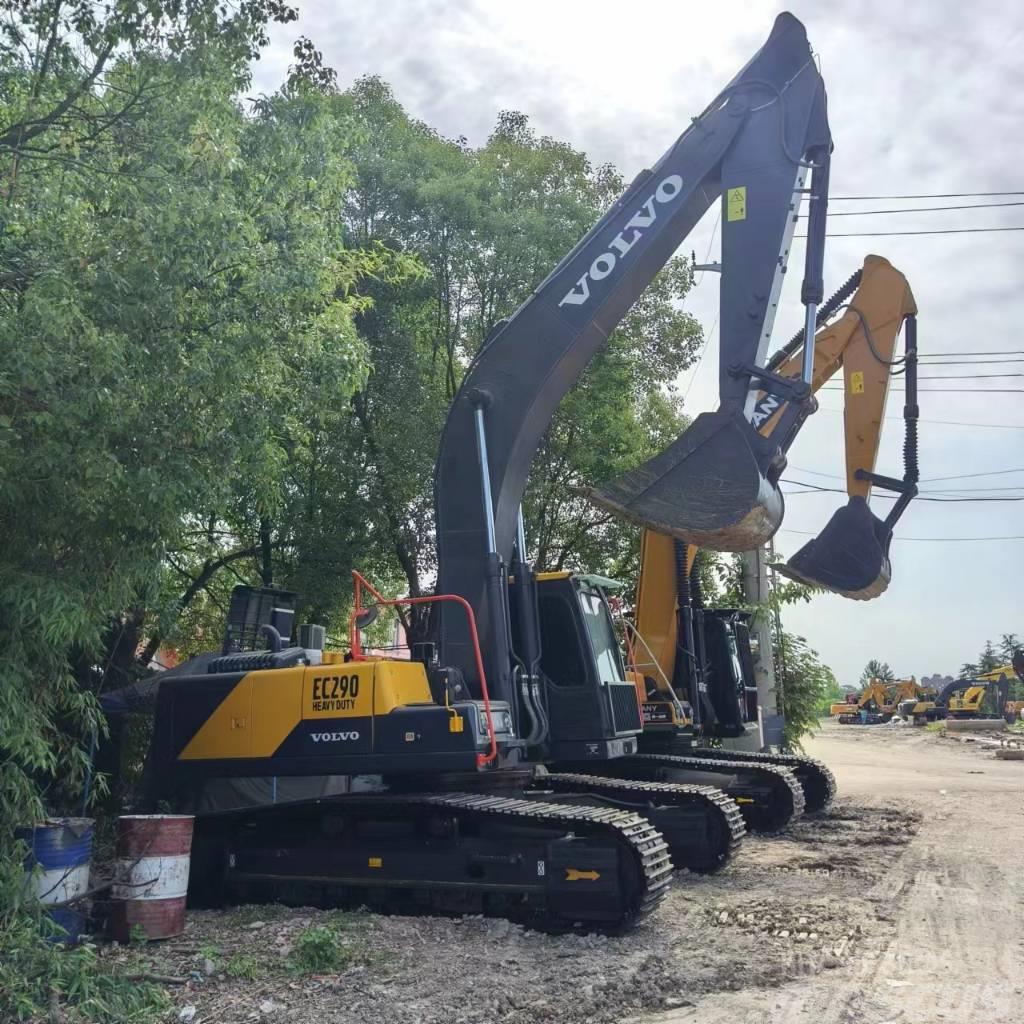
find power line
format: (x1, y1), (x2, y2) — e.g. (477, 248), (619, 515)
(918, 359), (1024, 366)
(915, 373), (1024, 380)
(777, 528), (1024, 543)
(791, 465), (1024, 484)
(819, 386), (1024, 393)
(807, 200), (1024, 217)
(681, 211), (721, 402)
(830, 191), (1024, 201)
(917, 350), (1024, 358)
(782, 478), (1024, 502)
(795, 226), (1024, 239)
(812, 408), (1024, 430)
(923, 466), (1024, 483)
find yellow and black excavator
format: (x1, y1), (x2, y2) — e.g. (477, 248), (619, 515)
(940, 665), (1016, 720)
(617, 256), (919, 800)
(127, 15), (886, 933)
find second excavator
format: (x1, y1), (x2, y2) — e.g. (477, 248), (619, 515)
(598, 256), (920, 819)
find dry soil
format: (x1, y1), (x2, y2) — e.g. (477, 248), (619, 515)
(125, 721), (1023, 1024)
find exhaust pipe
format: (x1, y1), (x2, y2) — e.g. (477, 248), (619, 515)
(773, 495), (892, 600)
(587, 408), (783, 551)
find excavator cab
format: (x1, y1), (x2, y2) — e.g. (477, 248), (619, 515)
(508, 572), (644, 761)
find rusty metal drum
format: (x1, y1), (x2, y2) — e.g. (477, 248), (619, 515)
(110, 815), (194, 942)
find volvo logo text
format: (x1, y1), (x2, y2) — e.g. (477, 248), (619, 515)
(311, 731), (361, 743)
(558, 175), (684, 308)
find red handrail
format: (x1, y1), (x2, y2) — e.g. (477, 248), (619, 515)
(349, 570), (499, 768)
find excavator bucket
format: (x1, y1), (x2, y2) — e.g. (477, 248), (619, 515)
(588, 409), (783, 551)
(773, 495), (892, 600)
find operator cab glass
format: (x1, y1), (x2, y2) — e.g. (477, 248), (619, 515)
(577, 585), (627, 685)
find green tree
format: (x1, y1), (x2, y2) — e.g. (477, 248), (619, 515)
(860, 659), (895, 685)
(978, 639), (1001, 673)
(998, 633), (1020, 665)
(340, 81), (702, 641)
(777, 634), (839, 746)
(0, 3), (403, 871)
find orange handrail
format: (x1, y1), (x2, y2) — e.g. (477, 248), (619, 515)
(349, 571), (499, 767)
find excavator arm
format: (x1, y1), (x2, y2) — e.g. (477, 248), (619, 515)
(764, 255), (920, 597)
(634, 256), (920, 715)
(434, 13), (831, 704)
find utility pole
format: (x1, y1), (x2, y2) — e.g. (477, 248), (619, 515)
(741, 546), (782, 747)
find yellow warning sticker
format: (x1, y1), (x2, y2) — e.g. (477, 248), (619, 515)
(850, 371), (865, 395)
(726, 186), (747, 222)
(368, 857), (383, 869)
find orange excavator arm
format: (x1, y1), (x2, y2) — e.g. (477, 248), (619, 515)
(635, 256), (919, 693)
(755, 255), (917, 504)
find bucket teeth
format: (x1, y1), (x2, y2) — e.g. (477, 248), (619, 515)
(773, 496), (892, 600)
(588, 410), (783, 551)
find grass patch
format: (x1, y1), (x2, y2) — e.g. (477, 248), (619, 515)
(287, 925), (361, 975)
(199, 942), (221, 963)
(925, 721), (945, 733)
(226, 952), (262, 980)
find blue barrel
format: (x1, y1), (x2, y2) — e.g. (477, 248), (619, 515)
(17, 818), (94, 944)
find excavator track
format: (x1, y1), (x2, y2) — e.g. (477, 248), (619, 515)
(574, 753), (805, 836)
(192, 791), (673, 934)
(675, 748), (837, 814)
(542, 773), (745, 874)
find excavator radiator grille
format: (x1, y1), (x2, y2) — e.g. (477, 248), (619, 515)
(609, 681), (643, 734)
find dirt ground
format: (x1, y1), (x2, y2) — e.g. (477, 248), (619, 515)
(126, 721), (1023, 1024)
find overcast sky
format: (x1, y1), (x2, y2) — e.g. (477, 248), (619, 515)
(252, 1), (1023, 684)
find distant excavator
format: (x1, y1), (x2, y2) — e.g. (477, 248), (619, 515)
(835, 678), (931, 725)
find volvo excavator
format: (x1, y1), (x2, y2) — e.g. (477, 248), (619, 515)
(606, 255), (918, 814)
(141, 14), (854, 932)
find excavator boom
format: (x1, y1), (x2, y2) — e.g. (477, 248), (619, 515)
(434, 12), (830, 698)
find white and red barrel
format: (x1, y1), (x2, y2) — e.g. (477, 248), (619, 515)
(110, 814), (194, 942)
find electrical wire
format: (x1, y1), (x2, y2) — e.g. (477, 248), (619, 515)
(917, 359), (1024, 366)
(777, 528), (1024, 543)
(795, 226), (1024, 238)
(804, 200), (1024, 217)
(917, 350), (1024, 358)
(915, 373), (1024, 380)
(781, 478), (1024, 503)
(681, 211), (721, 403)
(923, 466), (1024, 483)
(790, 465), (1024, 484)
(831, 191), (1024, 200)
(818, 386), (1024, 393)
(813, 407), (1024, 429)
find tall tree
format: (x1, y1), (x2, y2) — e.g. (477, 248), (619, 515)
(978, 640), (1001, 673)
(860, 659), (896, 685)
(997, 634), (1019, 665)
(0, 6), (404, 849)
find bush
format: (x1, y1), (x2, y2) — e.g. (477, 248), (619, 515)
(0, 911), (168, 1023)
(287, 925), (358, 974)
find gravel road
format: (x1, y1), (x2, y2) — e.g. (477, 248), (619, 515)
(130, 721), (1022, 1024)
(633, 721), (1024, 1024)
